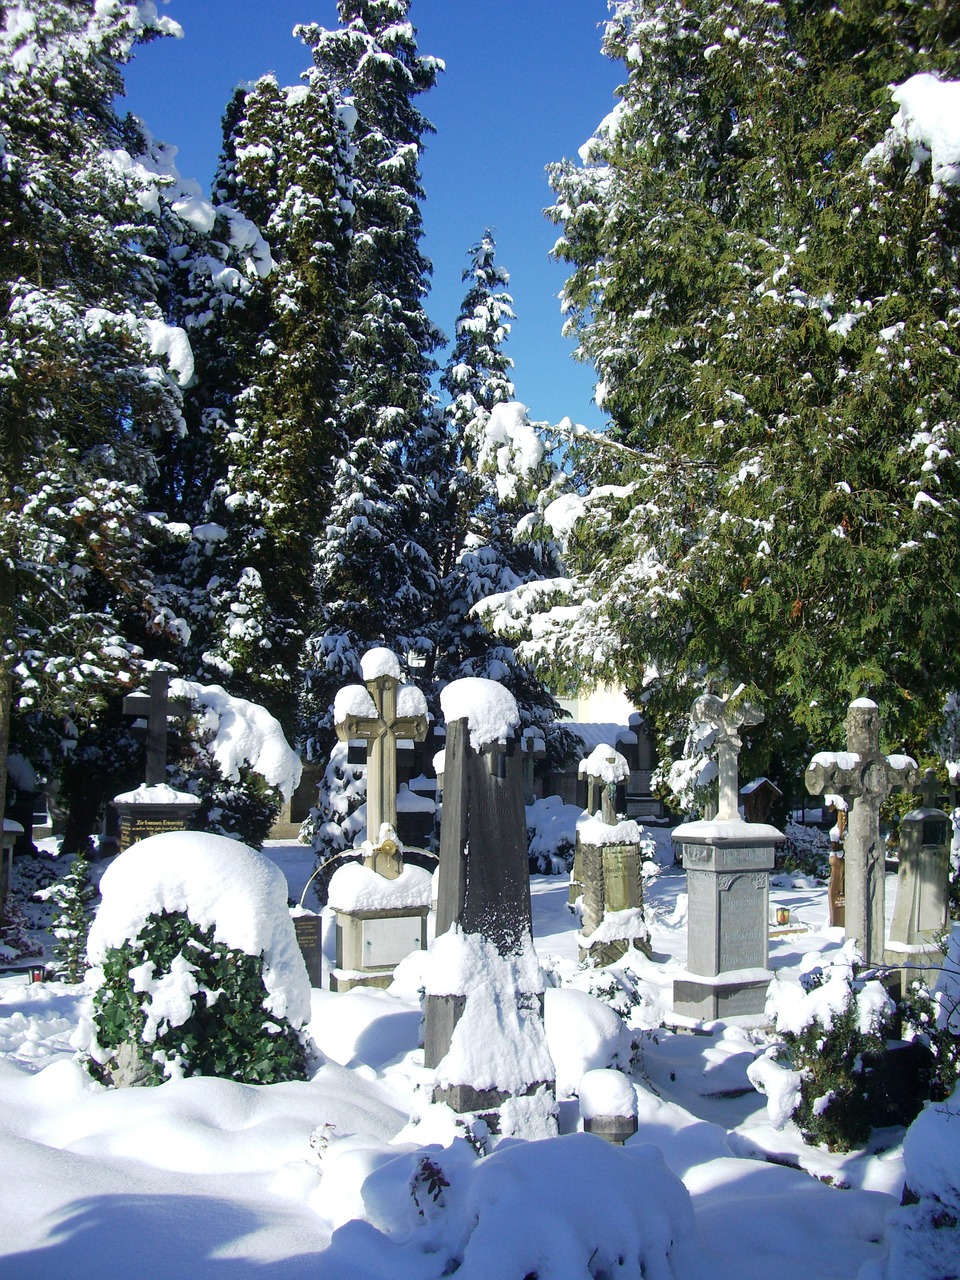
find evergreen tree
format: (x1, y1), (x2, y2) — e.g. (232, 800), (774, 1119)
(157, 66), (353, 733)
(435, 234), (574, 767)
(0, 2), (192, 822)
(38, 848), (96, 983)
(545, 0), (960, 774)
(299, 0), (445, 737)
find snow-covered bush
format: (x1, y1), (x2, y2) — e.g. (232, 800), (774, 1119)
(899, 930), (960, 1103)
(35, 848), (95, 982)
(862, 1083), (960, 1280)
(753, 942), (895, 1151)
(84, 832), (311, 1087)
(526, 794), (580, 873)
(775, 819), (831, 880)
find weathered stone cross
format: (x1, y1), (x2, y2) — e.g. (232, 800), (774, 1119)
(692, 692), (764, 821)
(122, 672), (191, 786)
(334, 649), (427, 875)
(805, 698), (918, 966)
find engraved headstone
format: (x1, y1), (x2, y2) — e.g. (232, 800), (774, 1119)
(805, 699), (918, 966)
(113, 672), (199, 849)
(885, 769), (951, 988)
(575, 744), (650, 966)
(672, 693), (780, 1022)
(423, 678), (556, 1137)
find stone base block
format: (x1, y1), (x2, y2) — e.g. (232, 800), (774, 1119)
(432, 1078), (555, 1135)
(672, 969), (773, 1022)
(582, 1113), (639, 1145)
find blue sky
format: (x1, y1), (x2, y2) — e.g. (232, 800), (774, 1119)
(121, 1), (621, 433)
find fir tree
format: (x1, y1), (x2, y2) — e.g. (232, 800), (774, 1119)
(299, 0), (445, 731)
(158, 66), (353, 734)
(545, 0), (960, 775)
(0, 2), (192, 823)
(39, 849), (96, 984)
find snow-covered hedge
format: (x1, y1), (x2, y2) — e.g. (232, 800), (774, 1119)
(83, 832), (311, 1086)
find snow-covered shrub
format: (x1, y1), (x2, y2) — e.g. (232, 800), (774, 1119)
(84, 832), (311, 1086)
(862, 1083), (960, 1280)
(1, 847), (54, 961)
(755, 942), (895, 1151)
(526, 793), (580, 873)
(775, 819), (831, 879)
(899, 931), (960, 1103)
(169, 754), (281, 849)
(35, 848), (95, 982)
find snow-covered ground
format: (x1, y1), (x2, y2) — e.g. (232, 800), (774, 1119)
(0, 830), (952, 1278)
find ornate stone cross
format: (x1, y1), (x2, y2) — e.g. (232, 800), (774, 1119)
(692, 692), (764, 821)
(334, 648), (428, 872)
(122, 671), (191, 786)
(805, 699), (918, 966)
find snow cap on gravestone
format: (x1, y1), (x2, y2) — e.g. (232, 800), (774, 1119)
(360, 647), (402, 682)
(580, 743), (630, 784)
(440, 677), (520, 752)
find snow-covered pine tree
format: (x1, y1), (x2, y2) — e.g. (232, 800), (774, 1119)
(157, 65), (353, 735)
(0, 2), (193, 822)
(38, 848), (96, 984)
(298, 1), (445, 730)
(545, 0), (960, 769)
(434, 234), (574, 769)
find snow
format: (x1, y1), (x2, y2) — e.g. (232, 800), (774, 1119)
(0, 830), (940, 1277)
(112, 782), (200, 806)
(579, 741), (630, 783)
(170, 679), (302, 802)
(439, 677), (520, 750)
(874, 74), (960, 191)
(672, 817), (783, 843)
(578, 1066), (637, 1120)
(360, 647), (402, 681)
(327, 862), (433, 913)
(422, 927), (552, 1095)
(334, 683), (378, 724)
(86, 832), (310, 1027)
(577, 812), (645, 847)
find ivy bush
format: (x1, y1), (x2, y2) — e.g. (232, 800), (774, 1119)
(89, 909), (308, 1086)
(36, 848), (95, 982)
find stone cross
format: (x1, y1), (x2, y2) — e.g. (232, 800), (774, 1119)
(805, 699), (918, 966)
(692, 693), (764, 821)
(334, 652), (428, 858)
(122, 672), (191, 786)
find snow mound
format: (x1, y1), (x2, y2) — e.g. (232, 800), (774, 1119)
(87, 831), (310, 1026)
(544, 987), (634, 1099)
(320, 1132), (703, 1280)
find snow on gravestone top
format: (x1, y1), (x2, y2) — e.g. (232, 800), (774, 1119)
(333, 684), (378, 725)
(360, 647), (402, 682)
(86, 831), (311, 1027)
(578, 1068), (638, 1121)
(112, 782), (201, 806)
(327, 860), (433, 913)
(579, 744), (630, 784)
(576, 813), (644, 848)
(170, 679), (303, 802)
(439, 677), (520, 752)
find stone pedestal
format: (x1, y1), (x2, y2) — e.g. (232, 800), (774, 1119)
(331, 906), (428, 992)
(112, 784), (201, 851)
(577, 835), (650, 966)
(672, 818), (780, 1022)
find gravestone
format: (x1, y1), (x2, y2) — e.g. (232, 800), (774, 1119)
(113, 672), (199, 849)
(885, 769), (951, 990)
(672, 693), (781, 1022)
(328, 649), (431, 990)
(805, 698), (918, 966)
(423, 677), (556, 1137)
(575, 744), (650, 966)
